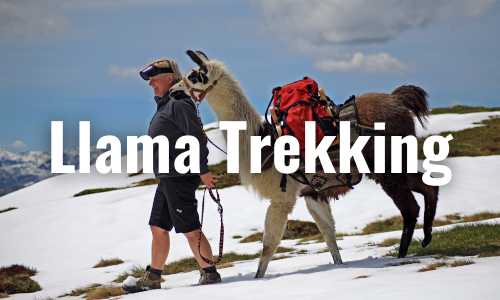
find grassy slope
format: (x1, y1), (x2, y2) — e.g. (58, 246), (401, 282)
(417, 116), (500, 158)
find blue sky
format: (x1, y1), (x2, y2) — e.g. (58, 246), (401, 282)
(1, 0), (499, 153)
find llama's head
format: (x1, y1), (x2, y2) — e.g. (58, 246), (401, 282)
(169, 50), (224, 101)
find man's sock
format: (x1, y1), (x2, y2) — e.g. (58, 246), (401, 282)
(149, 266), (163, 276)
(202, 265), (217, 273)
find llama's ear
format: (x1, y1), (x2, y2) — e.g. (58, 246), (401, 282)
(186, 50), (208, 74)
(195, 51), (209, 62)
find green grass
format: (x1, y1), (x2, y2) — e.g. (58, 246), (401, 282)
(241, 212), (500, 248)
(297, 233), (341, 244)
(132, 178), (160, 187)
(75, 160), (241, 197)
(160, 247), (296, 275)
(316, 248), (330, 254)
(363, 211), (500, 235)
(0, 264), (41, 296)
(387, 223), (500, 258)
(276, 246), (295, 253)
(232, 235), (242, 239)
(239, 232), (263, 243)
(377, 237), (401, 247)
(459, 212), (500, 222)
(74, 187), (122, 197)
(362, 216), (405, 235)
(65, 283), (102, 296)
(93, 258), (124, 268)
(162, 251), (261, 275)
(387, 259), (421, 266)
(417, 115), (500, 158)
(84, 285), (125, 300)
(203, 127), (218, 133)
(272, 255), (292, 261)
(128, 169), (144, 177)
(429, 105), (500, 115)
(418, 261), (448, 272)
(0, 207), (17, 214)
(72, 178), (160, 197)
(0, 265), (36, 278)
(283, 220), (321, 240)
(450, 259), (475, 267)
(114, 263), (146, 283)
(240, 220), (322, 243)
(418, 259), (475, 272)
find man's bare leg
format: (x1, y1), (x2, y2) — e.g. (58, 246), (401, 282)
(184, 229), (214, 269)
(150, 225), (170, 270)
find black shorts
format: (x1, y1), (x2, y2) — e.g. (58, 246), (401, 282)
(149, 176), (201, 233)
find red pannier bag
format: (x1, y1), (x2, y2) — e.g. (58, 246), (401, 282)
(267, 77), (337, 159)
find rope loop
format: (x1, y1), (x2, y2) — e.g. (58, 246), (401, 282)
(198, 185), (224, 265)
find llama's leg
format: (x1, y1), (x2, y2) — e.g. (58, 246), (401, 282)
(408, 172), (439, 247)
(378, 173), (420, 258)
(304, 197), (342, 264)
(255, 198), (296, 278)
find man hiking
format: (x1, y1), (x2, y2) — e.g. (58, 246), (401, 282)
(122, 58), (221, 293)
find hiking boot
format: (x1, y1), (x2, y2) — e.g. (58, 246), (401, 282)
(198, 268), (221, 285)
(122, 266), (161, 293)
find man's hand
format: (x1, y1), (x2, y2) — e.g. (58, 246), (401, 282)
(200, 172), (219, 189)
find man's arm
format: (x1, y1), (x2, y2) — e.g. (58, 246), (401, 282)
(169, 97), (210, 173)
(169, 97), (219, 187)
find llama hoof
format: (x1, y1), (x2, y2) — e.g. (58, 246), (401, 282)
(254, 267), (265, 278)
(422, 235), (432, 248)
(333, 258), (343, 265)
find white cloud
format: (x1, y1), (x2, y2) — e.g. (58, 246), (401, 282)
(0, 1), (71, 39)
(9, 140), (28, 148)
(256, 0), (496, 75)
(257, 0), (495, 47)
(108, 65), (142, 80)
(314, 52), (417, 77)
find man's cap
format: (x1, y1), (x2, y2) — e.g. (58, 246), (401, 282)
(139, 65), (174, 80)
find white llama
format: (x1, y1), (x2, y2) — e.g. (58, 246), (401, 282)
(169, 50), (438, 279)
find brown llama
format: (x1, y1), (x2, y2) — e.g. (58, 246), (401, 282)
(169, 50), (439, 278)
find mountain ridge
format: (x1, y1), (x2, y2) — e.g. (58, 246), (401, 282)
(0, 146), (103, 197)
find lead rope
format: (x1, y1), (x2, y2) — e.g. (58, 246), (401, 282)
(195, 102), (227, 155)
(198, 187), (224, 265)
(194, 101), (225, 265)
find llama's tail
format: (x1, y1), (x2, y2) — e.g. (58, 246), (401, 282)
(392, 85), (430, 129)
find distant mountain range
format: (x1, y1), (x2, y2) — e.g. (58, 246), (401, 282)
(0, 147), (103, 197)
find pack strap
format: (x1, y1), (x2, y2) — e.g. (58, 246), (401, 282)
(280, 174), (287, 192)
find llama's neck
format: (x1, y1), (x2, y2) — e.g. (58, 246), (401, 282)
(205, 76), (262, 182)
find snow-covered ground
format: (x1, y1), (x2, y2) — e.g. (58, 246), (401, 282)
(1, 113), (499, 300)
(415, 111), (500, 137)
